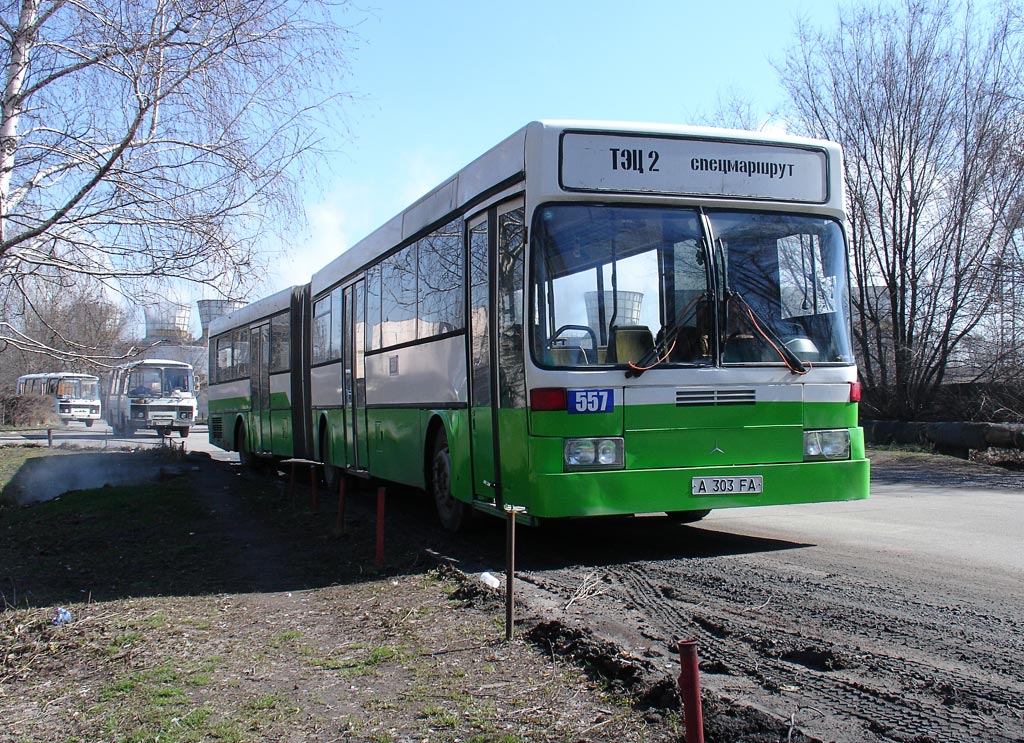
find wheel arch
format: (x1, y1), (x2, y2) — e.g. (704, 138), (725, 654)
(233, 415), (248, 453)
(423, 412), (456, 489)
(316, 412), (332, 462)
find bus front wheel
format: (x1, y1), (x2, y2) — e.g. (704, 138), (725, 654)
(666, 509), (711, 524)
(430, 430), (470, 532)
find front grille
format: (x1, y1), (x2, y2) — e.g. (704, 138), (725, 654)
(676, 388), (756, 406)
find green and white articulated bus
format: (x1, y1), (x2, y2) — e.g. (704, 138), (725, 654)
(208, 120), (869, 530)
(207, 286), (313, 464)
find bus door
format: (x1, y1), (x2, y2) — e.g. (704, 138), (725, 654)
(250, 322), (271, 452)
(468, 211), (498, 503)
(343, 281), (369, 471)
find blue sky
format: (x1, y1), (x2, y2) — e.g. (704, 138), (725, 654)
(251, 0), (841, 300)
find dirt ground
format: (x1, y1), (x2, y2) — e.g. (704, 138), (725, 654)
(0, 450), (694, 743)
(2, 446), (1022, 742)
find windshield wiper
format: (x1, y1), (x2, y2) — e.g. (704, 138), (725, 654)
(625, 293), (711, 379)
(728, 291), (808, 374)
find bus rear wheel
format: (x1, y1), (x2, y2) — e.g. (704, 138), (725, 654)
(430, 430), (470, 532)
(321, 426), (340, 490)
(237, 426), (253, 468)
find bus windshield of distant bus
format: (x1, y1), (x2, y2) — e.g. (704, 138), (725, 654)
(531, 204), (854, 369)
(128, 366), (194, 396)
(56, 377), (99, 399)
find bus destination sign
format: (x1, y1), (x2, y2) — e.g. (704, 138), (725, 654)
(560, 132), (828, 202)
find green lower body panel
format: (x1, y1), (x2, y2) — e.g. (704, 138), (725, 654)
(522, 458), (869, 519)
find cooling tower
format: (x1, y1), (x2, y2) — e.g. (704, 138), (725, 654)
(197, 299), (246, 338)
(144, 302), (192, 343)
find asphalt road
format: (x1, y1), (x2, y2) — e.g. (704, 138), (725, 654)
(0, 420), (236, 461)
(508, 452), (1024, 742)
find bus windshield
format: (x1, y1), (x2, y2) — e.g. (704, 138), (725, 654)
(530, 204), (854, 369)
(56, 378), (99, 399)
(128, 367), (193, 396)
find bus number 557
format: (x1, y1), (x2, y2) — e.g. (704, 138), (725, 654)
(568, 389), (614, 414)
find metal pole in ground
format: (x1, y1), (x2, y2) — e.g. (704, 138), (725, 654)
(504, 504), (527, 641)
(336, 476), (347, 532)
(47, 428), (53, 448)
(375, 486), (385, 570)
(677, 639), (705, 743)
(288, 462), (297, 507)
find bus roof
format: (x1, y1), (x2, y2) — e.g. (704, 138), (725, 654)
(208, 285), (296, 337)
(116, 358), (194, 370)
(17, 372), (98, 382)
(308, 120), (842, 296)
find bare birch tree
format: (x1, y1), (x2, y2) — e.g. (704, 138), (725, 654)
(0, 0), (353, 360)
(778, 0), (1024, 418)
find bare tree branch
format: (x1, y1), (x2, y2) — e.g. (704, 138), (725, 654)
(0, 0), (355, 363)
(778, 0), (1024, 418)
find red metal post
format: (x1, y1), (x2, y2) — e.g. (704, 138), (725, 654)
(310, 464), (319, 511)
(375, 486), (385, 569)
(677, 639), (705, 743)
(288, 461), (297, 506)
(336, 476), (346, 532)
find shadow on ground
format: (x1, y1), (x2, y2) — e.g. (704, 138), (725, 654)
(1, 450), (811, 610)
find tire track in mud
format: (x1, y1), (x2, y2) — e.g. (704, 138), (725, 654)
(518, 551), (1024, 742)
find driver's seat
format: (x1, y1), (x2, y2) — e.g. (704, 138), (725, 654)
(607, 325), (653, 364)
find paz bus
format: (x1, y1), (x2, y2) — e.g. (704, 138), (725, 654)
(16, 372), (102, 426)
(208, 120), (869, 529)
(106, 358), (198, 437)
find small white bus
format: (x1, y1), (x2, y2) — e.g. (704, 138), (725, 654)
(16, 372), (102, 427)
(106, 359), (197, 437)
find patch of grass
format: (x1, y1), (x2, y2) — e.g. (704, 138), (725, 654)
(248, 694), (283, 711)
(0, 445), (75, 495)
(419, 703), (459, 728)
(0, 458), (224, 606)
(106, 631), (144, 656)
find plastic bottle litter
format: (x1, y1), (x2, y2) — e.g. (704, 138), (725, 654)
(479, 572), (501, 589)
(53, 607), (72, 626)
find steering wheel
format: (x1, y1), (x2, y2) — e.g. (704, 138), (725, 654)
(546, 324), (598, 351)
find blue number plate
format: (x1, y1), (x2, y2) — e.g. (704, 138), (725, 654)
(567, 388), (614, 414)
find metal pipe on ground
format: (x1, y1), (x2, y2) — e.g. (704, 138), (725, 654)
(677, 639), (704, 743)
(375, 486), (385, 570)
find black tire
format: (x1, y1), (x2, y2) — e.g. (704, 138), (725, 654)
(177, 427), (189, 438)
(430, 429), (470, 532)
(666, 509), (711, 524)
(321, 425), (340, 490)
(85, 420), (94, 428)
(237, 425), (253, 468)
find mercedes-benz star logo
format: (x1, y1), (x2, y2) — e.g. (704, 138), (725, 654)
(710, 440), (724, 455)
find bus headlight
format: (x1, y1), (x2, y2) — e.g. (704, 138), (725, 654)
(804, 429), (850, 460)
(564, 437), (624, 471)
